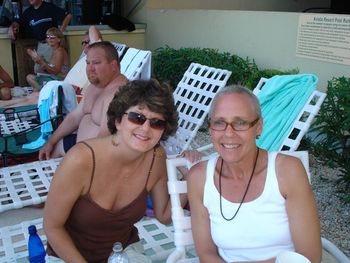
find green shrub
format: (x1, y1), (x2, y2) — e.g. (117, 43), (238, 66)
(310, 76), (350, 201)
(152, 46), (258, 89)
(244, 68), (299, 89)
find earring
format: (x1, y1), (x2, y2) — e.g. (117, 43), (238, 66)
(256, 134), (261, 139)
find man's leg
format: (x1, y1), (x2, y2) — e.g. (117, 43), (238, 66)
(51, 134), (77, 158)
(26, 74), (41, 91)
(50, 139), (66, 158)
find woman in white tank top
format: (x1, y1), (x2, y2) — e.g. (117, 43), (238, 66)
(187, 85), (321, 263)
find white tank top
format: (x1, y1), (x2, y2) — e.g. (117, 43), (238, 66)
(203, 152), (295, 262)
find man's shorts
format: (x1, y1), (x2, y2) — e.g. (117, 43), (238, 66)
(63, 134), (77, 153)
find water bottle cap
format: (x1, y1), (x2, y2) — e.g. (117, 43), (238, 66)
(112, 242), (123, 252)
(28, 225), (37, 234)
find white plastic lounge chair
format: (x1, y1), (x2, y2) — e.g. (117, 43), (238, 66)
(197, 76), (326, 155)
(0, 158), (61, 213)
(162, 63), (232, 157)
(120, 47), (152, 80)
(164, 153), (350, 263)
(111, 42), (128, 60)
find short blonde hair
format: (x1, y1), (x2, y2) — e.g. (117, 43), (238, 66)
(46, 27), (66, 48)
(209, 84), (262, 119)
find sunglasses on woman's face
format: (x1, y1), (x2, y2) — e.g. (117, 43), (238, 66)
(81, 40), (90, 46)
(46, 34), (57, 40)
(124, 112), (166, 130)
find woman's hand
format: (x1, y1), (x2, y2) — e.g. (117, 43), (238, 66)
(179, 150), (203, 164)
(27, 48), (38, 61)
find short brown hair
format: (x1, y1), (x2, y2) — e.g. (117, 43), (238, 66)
(88, 41), (120, 66)
(107, 79), (178, 141)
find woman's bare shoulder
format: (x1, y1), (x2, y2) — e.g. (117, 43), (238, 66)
(58, 142), (94, 175)
(188, 159), (208, 182)
(275, 152), (310, 195)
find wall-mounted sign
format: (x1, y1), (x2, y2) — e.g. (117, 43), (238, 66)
(296, 14), (350, 66)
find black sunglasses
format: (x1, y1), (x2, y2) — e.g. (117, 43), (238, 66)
(81, 40), (90, 46)
(124, 112), (166, 130)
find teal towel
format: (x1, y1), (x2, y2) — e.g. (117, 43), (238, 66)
(256, 74), (318, 151)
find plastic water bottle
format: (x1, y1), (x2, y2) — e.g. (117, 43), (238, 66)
(108, 242), (129, 263)
(28, 225), (46, 263)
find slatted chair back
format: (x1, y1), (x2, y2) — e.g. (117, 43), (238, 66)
(111, 42), (128, 60)
(253, 77), (326, 151)
(162, 63), (232, 158)
(120, 47), (152, 81)
(0, 158), (62, 212)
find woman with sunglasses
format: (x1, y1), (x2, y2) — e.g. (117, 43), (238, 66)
(187, 85), (321, 263)
(26, 27), (70, 91)
(44, 79), (185, 262)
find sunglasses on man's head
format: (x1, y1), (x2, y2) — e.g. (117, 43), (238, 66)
(81, 40), (90, 46)
(124, 112), (166, 130)
(46, 34), (57, 40)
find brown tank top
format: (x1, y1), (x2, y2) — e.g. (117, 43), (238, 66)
(47, 142), (156, 262)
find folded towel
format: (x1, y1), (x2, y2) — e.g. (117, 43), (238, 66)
(22, 132), (51, 149)
(256, 74), (318, 151)
(22, 91), (53, 150)
(22, 82), (78, 150)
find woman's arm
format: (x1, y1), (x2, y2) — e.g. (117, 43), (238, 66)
(36, 48), (65, 75)
(43, 145), (93, 262)
(187, 162), (225, 263)
(149, 147), (172, 224)
(0, 66), (14, 89)
(277, 154), (322, 263)
(59, 14), (72, 32)
(89, 25), (103, 43)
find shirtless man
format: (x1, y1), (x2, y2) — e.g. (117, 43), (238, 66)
(39, 41), (128, 160)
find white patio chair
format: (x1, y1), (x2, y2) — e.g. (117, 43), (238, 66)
(197, 76), (326, 156)
(165, 153), (350, 263)
(0, 216), (175, 262)
(162, 63), (232, 158)
(111, 42), (128, 60)
(120, 47), (152, 81)
(0, 158), (62, 212)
